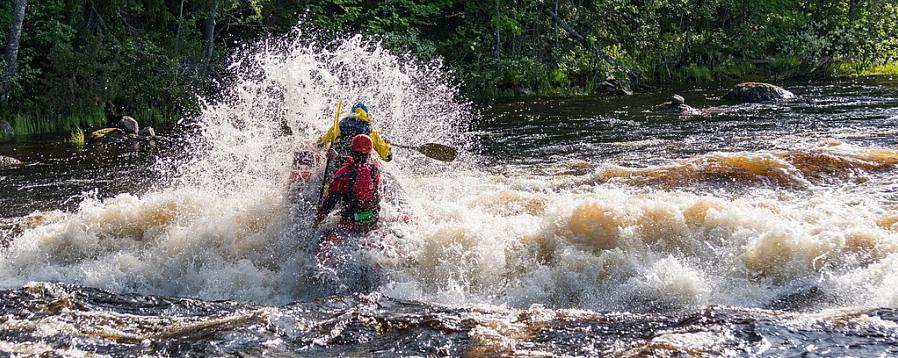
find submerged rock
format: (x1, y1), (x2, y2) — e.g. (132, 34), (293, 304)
(0, 120), (12, 139)
(0, 155), (23, 167)
(723, 82), (796, 102)
(653, 94), (702, 115)
(117, 116), (139, 135)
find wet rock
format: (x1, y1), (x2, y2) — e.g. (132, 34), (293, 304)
(89, 128), (128, 143)
(723, 82), (796, 102)
(0, 155), (23, 167)
(117, 116), (139, 135)
(89, 127), (159, 146)
(595, 80), (633, 96)
(139, 126), (156, 137)
(0, 120), (12, 139)
(671, 94), (685, 105)
(766, 286), (830, 311)
(653, 94), (702, 115)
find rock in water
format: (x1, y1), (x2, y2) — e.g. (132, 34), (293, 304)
(653, 94), (702, 115)
(513, 84), (532, 97)
(654, 103), (702, 116)
(117, 116), (139, 135)
(139, 126), (156, 137)
(595, 80), (633, 96)
(89, 128), (127, 143)
(671, 94), (685, 105)
(723, 82), (796, 102)
(0, 155), (23, 167)
(0, 120), (13, 139)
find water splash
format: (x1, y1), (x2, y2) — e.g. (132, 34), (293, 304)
(1, 34), (898, 315)
(0, 34), (472, 304)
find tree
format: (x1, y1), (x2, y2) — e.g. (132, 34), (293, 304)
(0, 0), (26, 105)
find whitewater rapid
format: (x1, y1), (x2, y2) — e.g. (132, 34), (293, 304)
(2, 36), (898, 315)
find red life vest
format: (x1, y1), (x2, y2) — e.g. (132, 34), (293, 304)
(344, 162), (379, 209)
(331, 158), (381, 225)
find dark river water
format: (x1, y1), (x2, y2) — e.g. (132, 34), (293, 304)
(2, 44), (898, 357)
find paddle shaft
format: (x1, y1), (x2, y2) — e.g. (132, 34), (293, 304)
(318, 99), (343, 206)
(392, 142), (458, 162)
(317, 155), (331, 205)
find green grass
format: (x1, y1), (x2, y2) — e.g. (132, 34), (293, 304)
(3, 105), (171, 137)
(6, 108), (105, 137)
(833, 62), (898, 76)
(684, 64), (713, 83)
(69, 126), (85, 146)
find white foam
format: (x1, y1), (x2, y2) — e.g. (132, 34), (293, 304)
(2, 34), (898, 312)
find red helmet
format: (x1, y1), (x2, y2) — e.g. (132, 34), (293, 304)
(350, 134), (374, 153)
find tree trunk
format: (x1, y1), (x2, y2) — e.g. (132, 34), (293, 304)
(202, 1), (219, 61)
(176, 0), (185, 40)
(494, 0), (501, 59)
(678, 14), (692, 66)
(202, 16), (216, 60)
(848, 0), (862, 20)
(542, 7), (622, 70)
(0, 0), (27, 105)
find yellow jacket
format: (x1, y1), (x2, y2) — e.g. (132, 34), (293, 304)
(320, 110), (392, 161)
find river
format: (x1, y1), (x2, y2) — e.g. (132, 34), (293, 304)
(1, 37), (897, 356)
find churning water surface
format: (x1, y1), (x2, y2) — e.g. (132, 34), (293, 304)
(1, 36), (897, 356)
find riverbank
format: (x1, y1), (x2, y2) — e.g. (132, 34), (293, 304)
(3, 71), (896, 139)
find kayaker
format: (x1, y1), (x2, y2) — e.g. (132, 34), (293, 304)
(314, 134), (382, 234)
(318, 102), (392, 180)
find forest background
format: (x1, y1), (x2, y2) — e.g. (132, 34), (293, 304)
(0, 0), (896, 135)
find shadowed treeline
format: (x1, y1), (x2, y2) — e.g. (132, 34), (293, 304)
(0, 0), (896, 135)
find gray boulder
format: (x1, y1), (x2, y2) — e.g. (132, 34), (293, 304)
(595, 80), (633, 96)
(723, 82), (796, 102)
(671, 94), (685, 105)
(0, 155), (23, 167)
(116, 116), (139, 135)
(653, 94), (702, 115)
(513, 84), (531, 97)
(0, 120), (12, 139)
(139, 126), (156, 137)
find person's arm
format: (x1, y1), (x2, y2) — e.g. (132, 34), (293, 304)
(314, 172), (350, 225)
(369, 129), (393, 161)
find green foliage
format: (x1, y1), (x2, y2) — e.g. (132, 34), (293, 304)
(1, 0), (897, 131)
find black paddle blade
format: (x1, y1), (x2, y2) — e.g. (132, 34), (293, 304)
(417, 143), (458, 162)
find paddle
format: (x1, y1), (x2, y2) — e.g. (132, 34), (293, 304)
(392, 143), (458, 162)
(317, 99), (343, 206)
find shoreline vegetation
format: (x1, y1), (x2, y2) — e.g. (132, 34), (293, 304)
(0, 0), (896, 137)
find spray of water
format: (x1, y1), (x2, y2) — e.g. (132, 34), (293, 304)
(1, 34), (897, 311)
